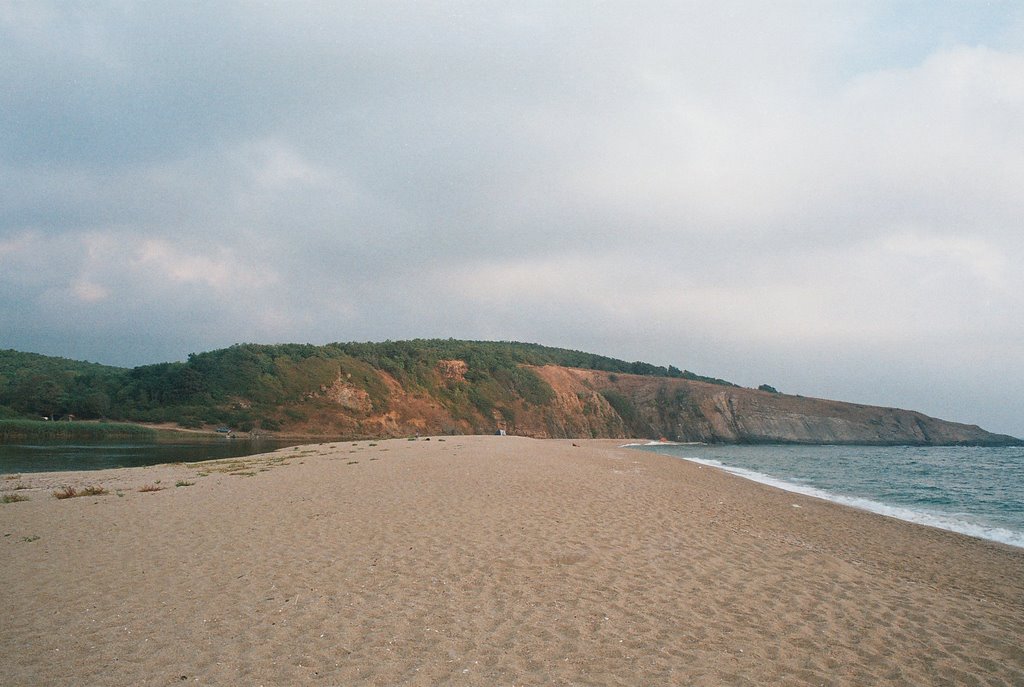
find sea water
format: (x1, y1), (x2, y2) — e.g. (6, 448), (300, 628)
(631, 443), (1024, 549)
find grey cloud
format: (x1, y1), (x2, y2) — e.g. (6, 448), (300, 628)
(2, 2), (1023, 436)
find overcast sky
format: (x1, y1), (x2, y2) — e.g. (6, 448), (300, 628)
(2, 2), (1022, 437)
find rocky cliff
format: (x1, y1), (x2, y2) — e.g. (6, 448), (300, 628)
(521, 366), (1017, 445)
(3, 342), (1018, 446)
(277, 361), (1017, 446)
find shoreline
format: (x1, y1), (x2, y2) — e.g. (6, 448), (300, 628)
(2, 436), (1022, 685)
(627, 444), (1024, 550)
(0, 419), (357, 445)
(8, 435), (1019, 549)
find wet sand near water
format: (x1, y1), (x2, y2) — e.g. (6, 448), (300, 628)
(2, 436), (1022, 685)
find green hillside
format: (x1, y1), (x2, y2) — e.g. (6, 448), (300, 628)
(1, 342), (1018, 445)
(0, 350), (128, 420)
(0, 340), (732, 432)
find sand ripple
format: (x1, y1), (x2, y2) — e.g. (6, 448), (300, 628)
(2, 436), (1022, 685)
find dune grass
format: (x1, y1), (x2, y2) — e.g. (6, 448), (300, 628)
(53, 485), (108, 499)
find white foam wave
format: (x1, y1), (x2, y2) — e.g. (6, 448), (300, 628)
(619, 441), (703, 447)
(676, 455), (1024, 550)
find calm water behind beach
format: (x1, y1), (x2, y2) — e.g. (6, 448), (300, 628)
(635, 443), (1024, 548)
(0, 438), (305, 474)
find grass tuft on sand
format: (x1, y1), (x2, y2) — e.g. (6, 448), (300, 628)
(53, 485), (108, 499)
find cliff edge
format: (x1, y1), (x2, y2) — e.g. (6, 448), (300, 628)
(522, 366), (1017, 445)
(2, 342), (1018, 446)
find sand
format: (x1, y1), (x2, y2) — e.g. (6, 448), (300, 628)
(1, 436), (1022, 686)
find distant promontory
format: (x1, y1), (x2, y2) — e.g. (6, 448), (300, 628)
(0, 341), (1019, 446)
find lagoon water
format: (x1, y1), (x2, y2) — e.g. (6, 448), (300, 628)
(0, 438), (304, 475)
(634, 443), (1024, 549)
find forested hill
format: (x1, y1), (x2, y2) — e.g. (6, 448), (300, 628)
(0, 341), (1019, 446)
(0, 341), (732, 425)
(0, 350), (127, 420)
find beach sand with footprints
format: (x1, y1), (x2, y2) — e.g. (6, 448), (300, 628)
(2, 436), (1022, 685)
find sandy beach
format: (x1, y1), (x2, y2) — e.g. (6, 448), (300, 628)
(2, 436), (1022, 686)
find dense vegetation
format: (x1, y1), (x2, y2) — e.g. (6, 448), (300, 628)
(0, 341), (734, 435)
(0, 420), (157, 442)
(332, 340), (735, 387)
(0, 351), (127, 421)
(2, 343), (1017, 445)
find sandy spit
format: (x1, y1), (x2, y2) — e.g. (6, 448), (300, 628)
(2, 436), (1022, 686)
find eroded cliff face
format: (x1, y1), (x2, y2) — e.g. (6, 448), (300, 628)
(527, 366), (1017, 445)
(10, 344), (1013, 444)
(510, 364), (629, 439)
(279, 361), (1017, 445)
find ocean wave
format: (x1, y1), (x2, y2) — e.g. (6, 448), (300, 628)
(677, 455), (1024, 550)
(618, 440), (703, 447)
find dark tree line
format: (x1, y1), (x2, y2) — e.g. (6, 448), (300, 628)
(0, 341), (736, 430)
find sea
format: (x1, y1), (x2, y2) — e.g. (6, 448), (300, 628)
(631, 442), (1024, 549)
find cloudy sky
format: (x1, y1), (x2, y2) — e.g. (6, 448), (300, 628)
(2, 2), (1022, 437)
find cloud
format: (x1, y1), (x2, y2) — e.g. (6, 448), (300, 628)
(71, 280), (110, 303)
(1, 2), (1022, 436)
(130, 239), (275, 291)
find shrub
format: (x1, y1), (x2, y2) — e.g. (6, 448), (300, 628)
(600, 389), (649, 436)
(468, 386), (495, 417)
(284, 407), (308, 421)
(0, 420), (156, 442)
(54, 485), (108, 498)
